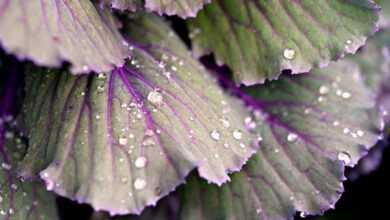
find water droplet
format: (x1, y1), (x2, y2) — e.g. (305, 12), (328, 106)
(142, 138), (155, 146)
(283, 48), (296, 60)
(287, 133), (298, 142)
(119, 137), (128, 146)
(1, 162), (11, 170)
(342, 92), (351, 99)
(220, 118), (230, 128)
(134, 178), (147, 190)
(82, 65), (89, 72)
(147, 89), (163, 105)
(357, 130), (364, 137)
(256, 208), (262, 214)
(319, 85), (330, 95)
(5, 131), (13, 139)
(210, 130), (221, 141)
(10, 184), (17, 191)
(121, 177), (128, 183)
(333, 121), (340, 127)
(95, 114), (101, 120)
(317, 96), (325, 102)
(346, 39), (352, 45)
(300, 212), (306, 218)
(135, 157), (147, 168)
(337, 152), (351, 165)
(233, 129), (243, 140)
(343, 128), (350, 134)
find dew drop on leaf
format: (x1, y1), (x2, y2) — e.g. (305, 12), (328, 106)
(134, 178), (147, 190)
(319, 85), (330, 95)
(233, 129), (243, 140)
(119, 137), (128, 146)
(210, 130), (221, 141)
(283, 48), (296, 60)
(134, 157), (147, 168)
(342, 92), (351, 99)
(287, 133), (298, 142)
(220, 118), (230, 128)
(147, 89), (163, 105)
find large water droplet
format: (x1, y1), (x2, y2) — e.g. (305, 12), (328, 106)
(135, 157), (147, 168)
(147, 89), (163, 105)
(319, 85), (330, 95)
(283, 48), (296, 60)
(210, 130), (221, 141)
(357, 130), (364, 137)
(134, 178), (147, 190)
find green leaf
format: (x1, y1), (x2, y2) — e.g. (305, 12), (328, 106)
(19, 15), (258, 215)
(108, 60), (382, 220)
(188, 0), (379, 85)
(0, 125), (58, 220)
(0, 0), (128, 74)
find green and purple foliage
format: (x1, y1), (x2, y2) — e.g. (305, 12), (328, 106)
(0, 0), (389, 220)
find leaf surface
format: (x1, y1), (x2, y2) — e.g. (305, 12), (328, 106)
(349, 29), (390, 124)
(188, 0), (379, 84)
(0, 128), (59, 220)
(109, 61), (382, 220)
(19, 15), (257, 215)
(0, 0), (128, 74)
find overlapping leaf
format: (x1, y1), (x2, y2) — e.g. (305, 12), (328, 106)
(19, 15), (258, 215)
(0, 0), (128, 74)
(188, 0), (379, 84)
(104, 61), (382, 220)
(0, 126), (59, 220)
(1, 75), (58, 220)
(348, 29), (390, 124)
